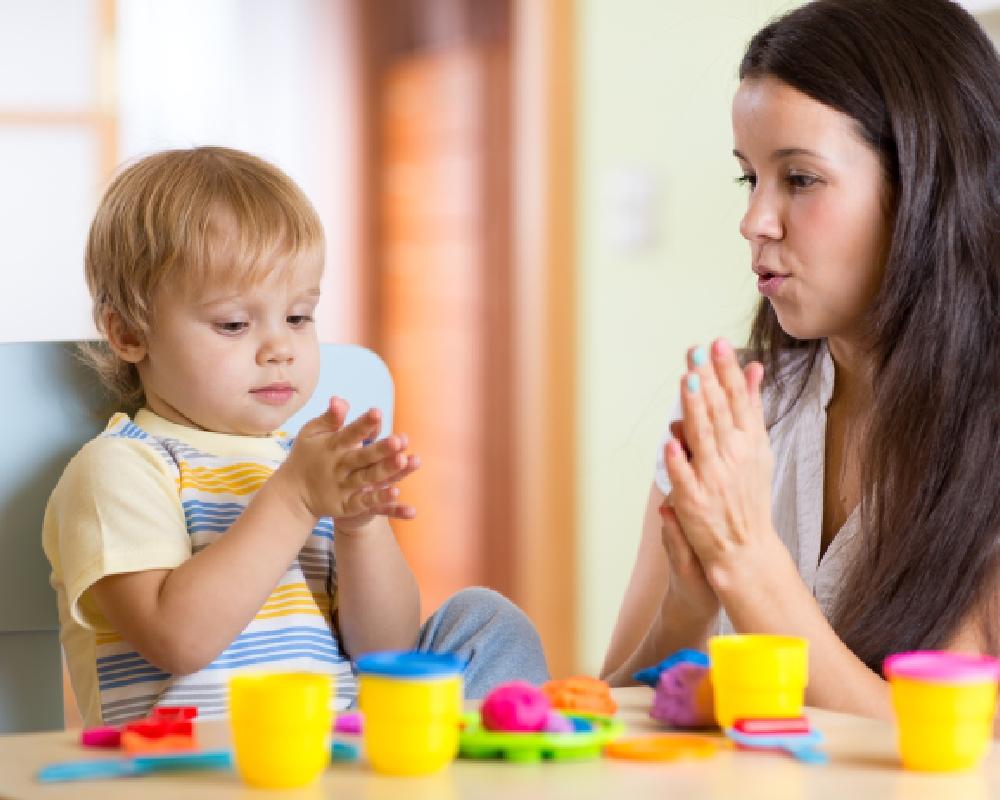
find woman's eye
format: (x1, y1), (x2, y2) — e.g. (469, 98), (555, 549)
(214, 321), (249, 334)
(735, 173), (757, 190)
(788, 172), (819, 189)
(287, 315), (314, 327)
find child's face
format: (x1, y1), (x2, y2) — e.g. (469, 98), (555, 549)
(137, 261), (322, 436)
(732, 77), (891, 344)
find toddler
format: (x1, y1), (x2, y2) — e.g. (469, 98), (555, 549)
(43, 146), (548, 726)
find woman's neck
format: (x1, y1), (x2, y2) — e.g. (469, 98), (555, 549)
(826, 335), (873, 410)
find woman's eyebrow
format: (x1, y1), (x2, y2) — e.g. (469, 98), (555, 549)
(732, 147), (827, 162)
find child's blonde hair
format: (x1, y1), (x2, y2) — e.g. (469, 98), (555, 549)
(82, 146), (325, 411)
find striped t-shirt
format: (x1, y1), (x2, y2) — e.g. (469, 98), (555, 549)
(43, 409), (354, 726)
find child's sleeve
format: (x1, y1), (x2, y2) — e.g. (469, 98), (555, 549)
(43, 436), (190, 631)
(653, 397), (683, 496)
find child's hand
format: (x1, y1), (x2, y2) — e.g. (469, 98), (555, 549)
(276, 397), (420, 529)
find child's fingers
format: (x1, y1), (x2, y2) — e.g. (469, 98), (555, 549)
(341, 451), (412, 490)
(711, 338), (758, 431)
(688, 345), (734, 446)
(337, 434), (408, 474)
(341, 485), (399, 516)
(300, 396), (349, 437)
(371, 454), (421, 487)
(374, 503), (417, 520)
(331, 408), (382, 450)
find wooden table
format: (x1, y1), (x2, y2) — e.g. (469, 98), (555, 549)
(1, 686), (998, 799)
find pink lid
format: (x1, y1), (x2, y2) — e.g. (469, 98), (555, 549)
(883, 651), (1000, 684)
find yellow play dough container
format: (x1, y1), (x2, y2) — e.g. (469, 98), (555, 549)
(708, 635), (808, 728)
(884, 651), (1000, 772)
(357, 651), (464, 776)
(228, 672), (333, 788)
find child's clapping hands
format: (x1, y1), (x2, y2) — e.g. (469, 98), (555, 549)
(276, 396), (419, 531)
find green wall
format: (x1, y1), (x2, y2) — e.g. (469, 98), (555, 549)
(574, 0), (799, 672)
(573, 0), (1000, 673)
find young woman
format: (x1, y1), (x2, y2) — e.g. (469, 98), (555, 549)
(602, 0), (1000, 720)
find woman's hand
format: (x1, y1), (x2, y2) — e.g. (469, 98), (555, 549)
(663, 339), (777, 588)
(660, 489), (719, 621)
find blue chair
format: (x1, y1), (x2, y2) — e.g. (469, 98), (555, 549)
(0, 341), (393, 733)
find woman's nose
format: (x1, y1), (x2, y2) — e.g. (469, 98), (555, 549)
(739, 189), (784, 243)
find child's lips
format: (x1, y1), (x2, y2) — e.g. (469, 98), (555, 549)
(251, 383), (295, 405)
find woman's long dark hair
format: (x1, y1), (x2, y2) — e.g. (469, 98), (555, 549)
(741, 0), (1000, 672)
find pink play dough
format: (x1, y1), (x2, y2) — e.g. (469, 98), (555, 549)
(481, 682), (551, 732)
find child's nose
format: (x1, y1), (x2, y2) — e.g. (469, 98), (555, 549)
(259, 335), (294, 365)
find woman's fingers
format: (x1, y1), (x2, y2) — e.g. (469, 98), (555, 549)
(688, 346), (734, 447)
(663, 436), (701, 504)
(680, 366), (719, 472)
(711, 339), (758, 430)
(744, 361), (765, 413)
(668, 420), (690, 458)
(659, 503), (690, 561)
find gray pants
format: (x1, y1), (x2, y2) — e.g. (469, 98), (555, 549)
(414, 587), (550, 698)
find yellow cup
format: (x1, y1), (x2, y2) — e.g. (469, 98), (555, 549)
(885, 651), (1000, 772)
(229, 672), (333, 788)
(708, 634), (808, 728)
(357, 651), (464, 776)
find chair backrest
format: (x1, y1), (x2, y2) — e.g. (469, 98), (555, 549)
(0, 341), (393, 733)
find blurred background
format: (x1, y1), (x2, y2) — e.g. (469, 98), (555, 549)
(2, 0), (998, 724)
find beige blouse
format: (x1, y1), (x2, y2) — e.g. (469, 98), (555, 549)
(654, 343), (860, 635)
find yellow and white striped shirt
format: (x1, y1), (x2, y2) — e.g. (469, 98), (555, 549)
(43, 409), (353, 726)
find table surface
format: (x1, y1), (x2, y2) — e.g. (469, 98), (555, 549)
(1, 686), (998, 800)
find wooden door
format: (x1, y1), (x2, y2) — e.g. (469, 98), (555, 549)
(358, 0), (577, 676)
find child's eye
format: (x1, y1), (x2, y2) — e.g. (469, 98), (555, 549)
(214, 321), (249, 334)
(735, 173), (757, 190)
(287, 315), (314, 327)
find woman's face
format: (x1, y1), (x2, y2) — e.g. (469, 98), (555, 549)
(733, 77), (891, 343)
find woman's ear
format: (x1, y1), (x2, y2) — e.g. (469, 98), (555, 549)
(103, 309), (147, 364)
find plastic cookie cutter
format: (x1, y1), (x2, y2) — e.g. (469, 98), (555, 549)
(726, 717), (828, 765)
(334, 711), (363, 735)
(604, 733), (720, 762)
(37, 741), (359, 783)
(82, 706), (199, 750)
(80, 726), (122, 748)
(121, 718), (197, 754)
(459, 712), (623, 763)
(151, 705), (198, 721)
(634, 649), (710, 688)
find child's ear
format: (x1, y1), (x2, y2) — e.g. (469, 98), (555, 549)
(103, 309), (147, 364)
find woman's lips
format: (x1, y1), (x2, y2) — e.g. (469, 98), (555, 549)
(755, 270), (788, 297)
(251, 384), (294, 405)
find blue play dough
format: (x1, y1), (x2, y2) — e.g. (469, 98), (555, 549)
(634, 649), (710, 688)
(569, 717), (594, 733)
